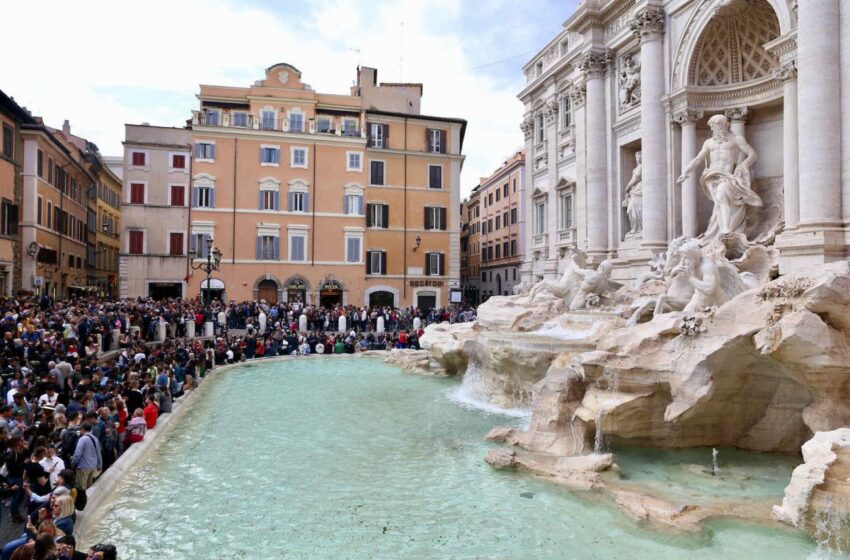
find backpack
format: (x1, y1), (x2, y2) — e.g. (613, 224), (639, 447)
(74, 486), (87, 511)
(60, 427), (81, 464)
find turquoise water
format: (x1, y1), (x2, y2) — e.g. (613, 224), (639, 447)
(88, 357), (833, 559)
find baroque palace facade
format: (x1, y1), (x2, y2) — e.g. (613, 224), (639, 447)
(520, 0), (849, 282)
(121, 64), (465, 310)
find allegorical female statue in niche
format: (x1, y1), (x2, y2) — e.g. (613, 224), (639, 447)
(623, 151), (643, 236)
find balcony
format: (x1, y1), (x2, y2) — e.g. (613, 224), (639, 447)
(192, 110), (365, 139)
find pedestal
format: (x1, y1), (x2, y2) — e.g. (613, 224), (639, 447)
(412, 317), (421, 331)
(186, 321), (195, 340)
(156, 322), (167, 342)
(338, 316), (347, 333)
(204, 321), (214, 338)
(111, 329), (120, 351)
(299, 314), (307, 333)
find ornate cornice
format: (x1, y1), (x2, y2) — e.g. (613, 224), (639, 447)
(773, 59), (797, 83)
(631, 7), (665, 43)
(724, 106), (751, 123)
(578, 50), (612, 80)
(671, 109), (704, 126)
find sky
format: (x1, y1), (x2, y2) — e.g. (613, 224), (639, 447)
(2, 0), (579, 198)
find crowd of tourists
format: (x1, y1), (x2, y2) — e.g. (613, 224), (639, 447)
(0, 293), (473, 558)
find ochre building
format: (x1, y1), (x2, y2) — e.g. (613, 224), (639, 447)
(184, 63), (465, 310)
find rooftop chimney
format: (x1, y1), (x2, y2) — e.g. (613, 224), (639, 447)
(62, 120), (71, 135)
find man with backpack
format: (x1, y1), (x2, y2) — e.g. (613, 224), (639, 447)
(71, 422), (102, 490)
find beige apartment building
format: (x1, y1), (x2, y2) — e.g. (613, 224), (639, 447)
(460, 188), (480, 304)
(476, 151), (525, 300)
(119, 124), (192, 298)
(186, 63), (465, 310)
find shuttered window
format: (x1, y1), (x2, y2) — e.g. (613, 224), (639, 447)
(290, 236), (306, 262)
(256, 235), (280, 260)
(425, 252), (444, 276)
(128, 231), (144, 255)
(367, 203), (389, 228)
(367, 251), (387, 275)
(369, 161), (385, 186)
(170, 185), (185, 207)
(346, 237), (361, 263)
(169, 232), (184, 256)
(428, 165), (442, 189)
(424, 207), (447, 231)
(129, 183), (145, 204)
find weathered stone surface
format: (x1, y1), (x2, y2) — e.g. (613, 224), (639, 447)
(476, 294), (565, 331)
(773, 428), (850, 549)
(382, 349), (443, 375)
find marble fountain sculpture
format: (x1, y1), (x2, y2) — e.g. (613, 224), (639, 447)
(392, 124), (850, 549)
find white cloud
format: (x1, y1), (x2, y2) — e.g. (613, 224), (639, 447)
(1, 0), (528, 197)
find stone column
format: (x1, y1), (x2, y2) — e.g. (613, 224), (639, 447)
(579, 50), (611, 259)
(672, 109), (704, 238)
(774, 60), (799, 229)
(570, 85), (588, 252)
(632, 7), (667, 250)
(724, 107), (750, 138)
(797, 0), (842, 226)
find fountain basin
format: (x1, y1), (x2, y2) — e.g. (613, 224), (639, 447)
(82, 357), (836, 559)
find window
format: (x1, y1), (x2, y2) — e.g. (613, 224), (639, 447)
(260, 147), (280, 165)
(427, 129), (446, 154)
(481, 271), (486, 281)
(48, 158), (53, 184)
(369, 123), (386, 148)
(346, 152), (362, 172)
(369, 160), (385, 186)
(193, 184), (215, 208)
(37, 150), (43, 177)
(203, 109), (219, 126)
(562, 96), (572, 129)
(504, 184), (509, 198)
(128, 231), (144, 254)
(289, 112), (304, 133)
(428, 165), (442, 189)
(511, 207), (517, 224)
(191, 233), (211, 258)
(76, 256), (82, 269)
(232, 112), (248, 127)
(261, 110), (276, 130)
(0, 201), (18, 236)
(503, 241), (509, 257)
(346, 236), (361, 263)
(495, 216), (501, 230)
(511, 239), (517, 256)
(131, 152), (146, 167)
(513, 178), (516, 193)
(2, 124), (12, 158)
(344, 193), (364, 215)
(317, 117), (332, 133)
(425, 252), (444, 276)
(260, 189), (279, 211)
(68, 254), (75, 269)
(288, 191), (308, 212)
(495, 189), (500, 202)
(46, 201), (52, 229)
(343, 119), (358, 137)
(194, 142), (215, 161)
(367, 251), (387, 275)
(560, 38), (569, 55)
(495, 244), (501, 259)
(256, 235), (280, 260)
(171, 154), (186, 170)
(424, 207), (447, 231)
(291, 147), (307, 168)
(503, 211), (509, 227)
(129, 183), (145, 204)
(169, 232), (184, 256)
(289, 235), (306, 262)
(37, 197), (42, 226)
(481, 221), (487, 235)
(536, 113), (547, 143)
(367, 203), (389, 228)
(170, 185), (186, 207)
(488, 218), (493, 232)
(488, 193), (493, 206)
(560, 192), (573, 230)
(535, 201), (546, 235)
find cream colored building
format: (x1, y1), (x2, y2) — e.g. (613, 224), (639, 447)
(520, 0), (848, 282)
(119, 125), (192, 298)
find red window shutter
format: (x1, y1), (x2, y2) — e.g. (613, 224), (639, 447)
(172, 154), (185, 169)
(130, 183), (145, 204)
(171, 185), (185, 206)
(132, 152), (146, 166)
(169, 232), (184, 256)
(129, 231), (144, 254)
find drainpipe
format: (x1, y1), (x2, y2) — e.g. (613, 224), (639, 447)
(231, 138), (238, 266)
(311, 142), (317, 267)
(186, 141), (193, 297)
(403, 116), (408, 303)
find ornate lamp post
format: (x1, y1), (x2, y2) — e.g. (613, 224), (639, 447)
(188, 237), (222, 305)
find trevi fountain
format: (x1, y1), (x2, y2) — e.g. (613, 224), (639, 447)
(402, 0), (850, 555)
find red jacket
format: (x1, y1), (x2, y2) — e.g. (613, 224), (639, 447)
(143, 403), (159, 429)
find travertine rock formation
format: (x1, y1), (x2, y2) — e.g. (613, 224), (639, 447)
(773, 428), (850, 549)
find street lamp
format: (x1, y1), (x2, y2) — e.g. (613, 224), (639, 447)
(189, 237), (222, 305)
